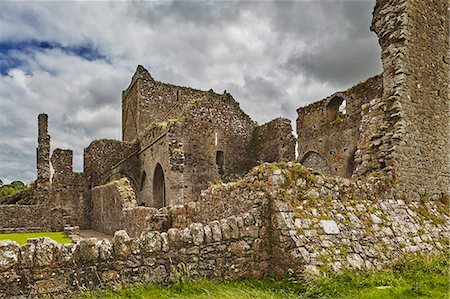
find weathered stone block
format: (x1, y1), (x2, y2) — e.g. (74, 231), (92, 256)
(0, 240), (20, 271)
(320, 220), (340, 235)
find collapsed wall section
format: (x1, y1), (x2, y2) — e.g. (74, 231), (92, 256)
(91, 179), (158, 237)
(252, 118), (296, 164)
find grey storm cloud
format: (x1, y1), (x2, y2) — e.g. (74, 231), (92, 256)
(0, 0), (382, 183)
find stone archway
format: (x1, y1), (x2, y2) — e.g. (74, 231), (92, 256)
(153, 163), (166, 208)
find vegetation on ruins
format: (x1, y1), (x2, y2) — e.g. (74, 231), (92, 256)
(79, 253), (448, 299)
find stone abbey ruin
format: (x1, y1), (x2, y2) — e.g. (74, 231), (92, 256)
(0, 0), (448, 297)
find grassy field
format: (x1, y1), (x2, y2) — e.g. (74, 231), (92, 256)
(80, 254), (449, 299)
(0, 231), (72, 245)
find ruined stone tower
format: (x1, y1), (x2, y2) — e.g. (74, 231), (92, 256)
(36, 113), (50, 189)
(366, 0), (449, 199)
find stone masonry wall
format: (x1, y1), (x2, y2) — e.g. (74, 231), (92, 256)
(0, 205), (63, 232)
(393, 0), (449, 198)
(1, 163), (448, 297)
(357, 0), (449, 199)
(265, 163), (449, 276)
(174, 92), (256, 201)
(252, 118), (296, 164)
(0, 208), (266, 298)
(84, 139), (140, 190)
(135, 123), (185, 207)
(91, 179), (158, 237)
(51, 149), (90, 229)
(297, 75), (383, 178)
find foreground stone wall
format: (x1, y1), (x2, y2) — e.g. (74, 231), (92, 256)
(265, 163), (449, 276)
(1, 163), (448, 298)
(0, 209), (266, 298)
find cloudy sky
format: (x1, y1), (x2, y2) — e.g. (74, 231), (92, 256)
(0, 0), (382, 184)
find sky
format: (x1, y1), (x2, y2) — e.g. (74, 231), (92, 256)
(0, 0), (382, 184)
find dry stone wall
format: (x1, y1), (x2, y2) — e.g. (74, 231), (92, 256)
(1, 163), (448, 298)
(0, 208), (266, 298)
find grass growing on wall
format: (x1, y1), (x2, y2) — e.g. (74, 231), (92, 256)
(0, 232), (72, 245)
(80, 254), (448, 299)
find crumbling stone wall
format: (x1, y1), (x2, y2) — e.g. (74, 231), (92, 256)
(356, 0), (449, 199)
(252, 118), (296, 164)
(1, 163), (448, 298)
(134, 123), (185, 207)
(297, 75), (383, 178)
(175, 93), (256, 201)
(51, 149), (90, 229)
(265, 163), (449, 276)
(0, 206), (267, 297)
(91, 179), (158, 237)
(84, 139), (140, 189)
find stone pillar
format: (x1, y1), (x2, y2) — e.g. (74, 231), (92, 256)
(36, 113), (51, 189)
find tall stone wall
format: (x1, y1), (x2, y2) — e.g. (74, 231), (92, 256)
(357, 0), (449, 199)
(51, 149), (90, 229)
(175, 93), (256, 201)
(297, 75), (383, 178)
(392, 0), (449, 198)
(253, 118), (296, 164)
(135, 123), (185, 207)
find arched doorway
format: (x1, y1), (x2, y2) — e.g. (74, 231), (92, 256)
(153, 163), (166, 208)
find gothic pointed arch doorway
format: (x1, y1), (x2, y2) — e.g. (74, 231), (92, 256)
(153, 163), (166, 208)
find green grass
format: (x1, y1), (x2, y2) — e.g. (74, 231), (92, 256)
(0, 231), (72, 245)
(80, 254), (449, 299)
